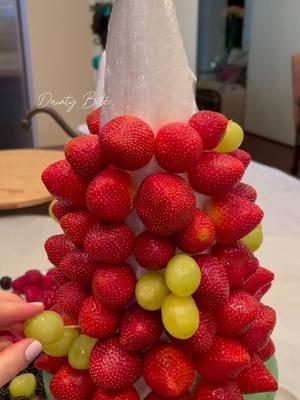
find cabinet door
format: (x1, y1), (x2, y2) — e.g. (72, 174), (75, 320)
(0, 0), (33, 149)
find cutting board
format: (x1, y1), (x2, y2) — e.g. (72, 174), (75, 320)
(0, 149), (63, 210)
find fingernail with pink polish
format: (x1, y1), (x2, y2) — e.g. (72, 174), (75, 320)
(29, 302), (44, 307)
(25, 340), (43, 362)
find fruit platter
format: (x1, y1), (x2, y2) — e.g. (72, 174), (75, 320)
(2, 0), (279, 399)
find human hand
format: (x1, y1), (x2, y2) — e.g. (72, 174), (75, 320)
(0, 291), (44, 387)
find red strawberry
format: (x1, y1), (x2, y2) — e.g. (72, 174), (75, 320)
(42, 276), (57, 291)
(24, 269), (43, 285)
(237, 354), (278, 394)
(231, 182), (257, 203)
(217, 291), (259, 337)
(44, 234), (76, 267)
(254, 283), (272, 302)
(42, 269), (58, 290)
(87, 107), (101, 135)
(56, 282), (86, 317)
(188, 153), (245, 196)
(93, 264), (136, 309)
(50, 268), (70, 286)
(194, 382), (243, 400)
(100, 115), (155, 170)
(24, 285), (40, 302)
(60, 211), (96, 246)
(193, 255), (230, 311)
(136, 173), (196, 236)
(195, 336), (250, 383)
(35, 289), (56, 309)
(206, 194), (264, 244)
(93, 387), (139, 400)
(143, 343), (195, 398)
(120, 304), (163, 351)
(50, 303), (78, 326)
(155, 122), (203, 173)
(189, 111), (228, 150)
(86, 168), (134, 222)
(11, 275), (27, 294)
(258, 339), (276, 361)
(175, 210), (216, 254)
(133, 231), (175, 271)
(171, 310), (217, 355)
(89, 336), (142, 389)
(65, 135), (107, 178)
(51, 200), (71, 221)
(241, 304), (276, 353)
(50, 364), (94, 400)
(34, 353), (67, 374)
(243, 267), (275, 301)
(84, 223), (134, 264)
(46, 268), (57, 278)
(79, 296), (119, 339)
(59, 251), (98, 286)
(213, 242), (259, 289)
(229, 149), (251, 168)
(42, 160), (87, 207)
(145, 392), (191, 400)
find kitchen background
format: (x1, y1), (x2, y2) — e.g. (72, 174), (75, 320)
(1, 0), (300, 172)
(1, 3), (300, 397)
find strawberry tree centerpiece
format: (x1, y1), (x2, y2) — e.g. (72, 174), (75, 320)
(21, 1), (278, 399)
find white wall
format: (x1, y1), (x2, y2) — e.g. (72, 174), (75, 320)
(24, 0), (94, 147)
(245, 0), (298, 146)
(173, 0), (199, 74)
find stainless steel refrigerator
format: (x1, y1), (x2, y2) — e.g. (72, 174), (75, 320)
(0, 0), (33, 148)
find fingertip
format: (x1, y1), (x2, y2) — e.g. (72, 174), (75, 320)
(29, 302), (45, 314)
(0, 301), (44, 325)
(23, 301), (45, 318)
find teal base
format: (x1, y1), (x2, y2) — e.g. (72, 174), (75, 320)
(43, 372), (54, 400)
(44, 357), (278, 399)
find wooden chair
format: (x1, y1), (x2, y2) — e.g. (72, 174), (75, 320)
(291, 54), (300, 175)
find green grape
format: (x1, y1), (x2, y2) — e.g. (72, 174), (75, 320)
(135, 271), (170, 311)
(162, 294), (200, 339)
(48, 200), (59, 223)
(24, 311), (64, 345)
(43, 327), (79, 357)
(165, 254), (201, 297)
(68, 335), (98, 370)
(214, 121), (244, 153)
(9, 373), (36, 398)
(241, 224), (263, 252)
